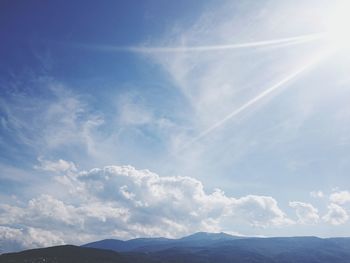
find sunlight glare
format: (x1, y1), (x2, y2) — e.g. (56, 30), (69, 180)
(325, 1), (350, 51)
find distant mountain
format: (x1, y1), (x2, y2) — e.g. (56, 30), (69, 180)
(146, 236), (350, 263)
(3, 235), (350, 263)
(83, 237), (174, 252)
(83, 232), (242, 252)
(179, 232), (241, 241)
(81, 239), (128, 252)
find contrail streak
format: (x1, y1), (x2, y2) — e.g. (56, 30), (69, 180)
(130, 33), (325, 53)
(81, 33), (325, 53)
(179, 53), (328, 150)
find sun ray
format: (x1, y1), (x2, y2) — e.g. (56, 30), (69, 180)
(178, 50), (331, 151)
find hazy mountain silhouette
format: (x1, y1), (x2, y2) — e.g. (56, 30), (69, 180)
(179, 232), (241, 241)
(2, 233), (350, 263)
(83, 232), (243, 252)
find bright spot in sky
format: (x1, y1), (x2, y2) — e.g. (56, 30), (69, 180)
(325, 1), (350, 51)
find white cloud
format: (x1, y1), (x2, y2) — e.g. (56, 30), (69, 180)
(0, 226), (64, 253)
(0, 80), (105, 158)
(34, 157), (77, 173)
(147, 1), (323, 139)
(117, 93), (153, 126)
(23, 227), (65, 249)
(71, 166), (292, 229)
(323, 203), (349, 225)
(0, 194), (128, 233)
(310, 190), (324, 198)
(0, 165), (293, 252)
(233, 195), (294, 227)
(41, 86), (105, 154)
(329, 190), (350, 205)
(0, 195), (79, 229)
(289, 201), (319, 224)
(135, 1), (335, 189)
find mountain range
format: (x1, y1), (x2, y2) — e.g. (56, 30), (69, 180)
(82, 232), (242, 252)
(2, 232), (350, 263)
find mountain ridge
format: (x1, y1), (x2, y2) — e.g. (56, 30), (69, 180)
(2, 233), (350, 263)
(82, 231), (244, 252)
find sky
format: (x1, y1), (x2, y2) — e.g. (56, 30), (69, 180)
(1, 0), (350, 253)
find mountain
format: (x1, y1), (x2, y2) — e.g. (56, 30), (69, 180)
(141, 236), (350, 263)
(3, 235), (350, 263)
(82, 237), (174, 252)
(0, 245), (127, 263)
(179, 232), (241, 241)
(83, 232), (242, 252)
(0, 245), (159, 263)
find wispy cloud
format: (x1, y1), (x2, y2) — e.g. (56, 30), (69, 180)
(0, 79), (103, 156)
(179, 51), (327, 150)
(34, 157), (77, 173)
(310, 190), (324, 198)
(79, 33), (324, 54)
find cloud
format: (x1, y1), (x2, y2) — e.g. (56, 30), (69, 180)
(329, 190), (350, 205)
(147, 1), (324, 137)
(323, 203), (349, 225)
(233, 195), (294, 227)
(0, 165), (293, 252)
(40, 86), (104, 154)
(34, 157), (77, 173)
(180, 56), (323, 149)
(1, 1), (346, 252)
(94, 32), (323, 53)
(289, 201), (319, 224)
(0, 79), (105, 159)
(134, 0), (334, 187)
(0, 226), (64, 253)
(70, 166), (292, 228)
(310, 190), (324, 198)
(117, 93), (154, 126)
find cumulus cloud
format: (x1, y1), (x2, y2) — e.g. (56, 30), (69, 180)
(329, 191), (350, 205)
(323, 203), (349, 225)
(0, 226), (64, 253)
(0, 165), (293, 252)
(34, 157), (77, 173)
(289, 201), (319, 224)
(67, 166), (292, 229)
(0, 194), (128, 233)
(233, 195), (294, 227)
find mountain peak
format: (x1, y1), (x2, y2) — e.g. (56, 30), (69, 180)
(180, 232), (239, 241)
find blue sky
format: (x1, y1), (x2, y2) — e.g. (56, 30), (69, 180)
(1, 0), (350, 253)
